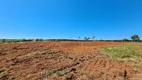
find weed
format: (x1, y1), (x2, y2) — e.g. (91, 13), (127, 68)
(0, 68), (5, 74)
(43, 70), (56, 78)
(42, 70), (68, 79)
(56, 71), (68, 77)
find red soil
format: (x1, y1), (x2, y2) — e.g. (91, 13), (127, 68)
(0, 42), (141, 80)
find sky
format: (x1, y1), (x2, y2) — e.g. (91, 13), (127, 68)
(0, 0), (142, 40)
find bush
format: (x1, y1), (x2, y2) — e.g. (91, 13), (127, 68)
(123, 38), (129, 42)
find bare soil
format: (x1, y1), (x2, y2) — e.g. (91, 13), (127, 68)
(0, 42), (142, 80)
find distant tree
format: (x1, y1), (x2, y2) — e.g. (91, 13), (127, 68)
(123, 38), (129, 42)
(99, 39), (104, 41)
(36, 39), (39, 41)
(79, 37), (80, 40)
(26, 39), (33, 42)
(87, 37), (90, 40)
(84, 37), (87, 40)
(84, 37), (90, 41)
(2, 39), (6, 43)
(92, 36), (95, 40)
(36, 39), (43, 41)
(22, 39), (27, 42)
(131, 34), (140, 42)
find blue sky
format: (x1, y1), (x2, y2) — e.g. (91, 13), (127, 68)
(0, 0), (142, 40)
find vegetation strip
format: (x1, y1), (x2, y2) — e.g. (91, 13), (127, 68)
(101, 44), (142, 65)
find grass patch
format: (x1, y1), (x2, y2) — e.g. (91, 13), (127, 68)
(101, 44), (142, 65)
(42, 70), (69, 79)
(101, 44), (142, 58)
(56, 71), (68, 77)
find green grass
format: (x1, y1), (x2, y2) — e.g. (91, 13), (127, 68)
(101, 44), (142, 58)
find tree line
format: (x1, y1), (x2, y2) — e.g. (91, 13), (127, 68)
(83, 34), (141, 42)
(123, 34), (141, 42)
(0, 34), (141, 43)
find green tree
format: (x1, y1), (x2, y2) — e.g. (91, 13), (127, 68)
(88, 37), (90, 40)
(22, 39), (26, 42)
(84, 37), (90, 41)
(123, 38), (129, 42)
(131, 34), (140, 42)
(36, 39), (43, 41)
(2, 39), (6, 43)
(84, 37), (87, 40)
(79, 37), (80, 40)
(92, 36), (95, 40)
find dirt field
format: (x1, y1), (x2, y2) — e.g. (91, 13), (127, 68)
(0, 41), (142, 80)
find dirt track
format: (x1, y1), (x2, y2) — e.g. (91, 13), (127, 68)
(0, 42), (142, 80)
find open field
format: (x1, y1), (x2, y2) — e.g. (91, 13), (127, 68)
(0, 42), (142, 80)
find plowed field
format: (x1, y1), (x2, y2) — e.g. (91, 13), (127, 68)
(0, 42), (142, 80)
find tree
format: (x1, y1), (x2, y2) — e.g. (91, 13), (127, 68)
(79, 37), (80, 39)
(84, 37), (90, 41)
(84, 37), (87, 40)
(36, 39), (40, 41)
(87, 37), (90, 40)
(92, 36), (95, 40)
(131, 34), (140, 42)
(35, 39), (43, 41)
(2, 39), (6, 43)
(22, 39), (27, 42)
(123, 38), (129, 42)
